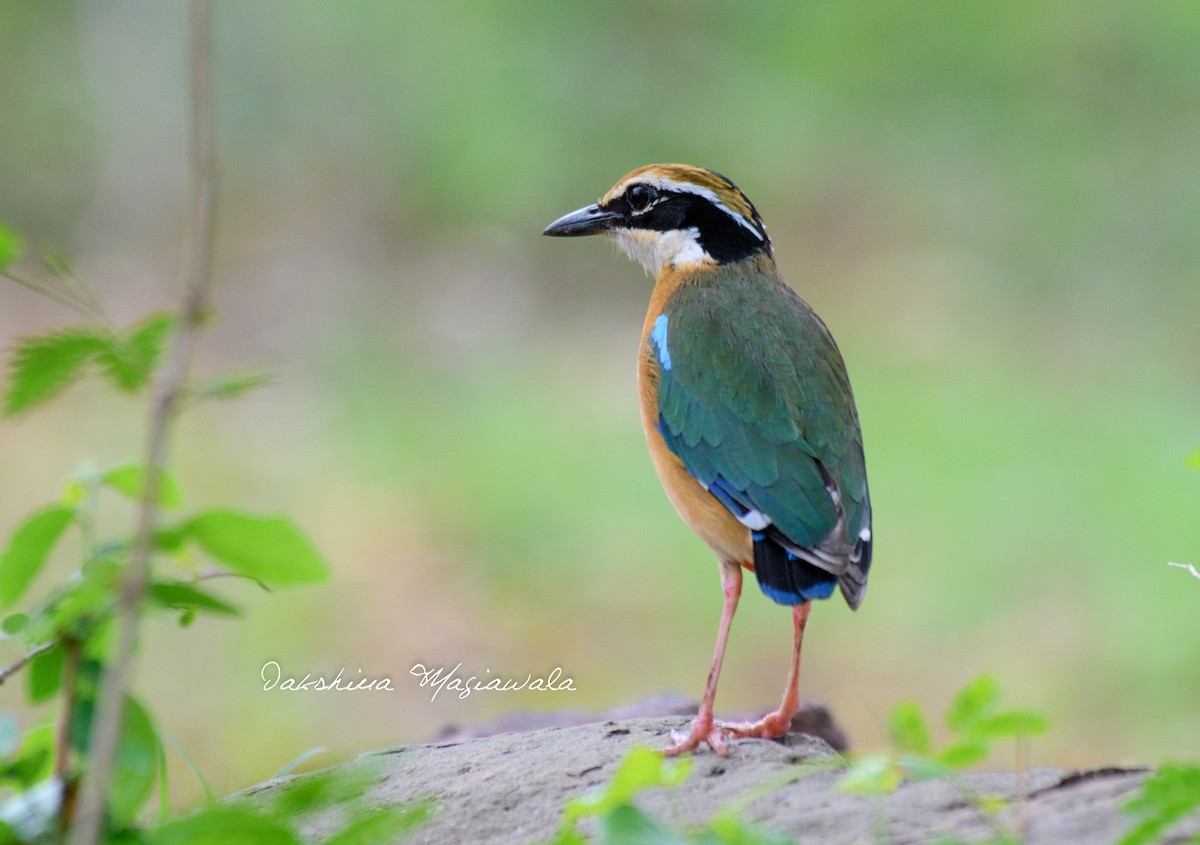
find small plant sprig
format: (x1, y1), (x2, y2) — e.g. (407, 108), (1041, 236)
(0, 261), (328, 839)
(148, 766), (432, 845)
(839, 675), (1049, 794)
(0, 2), (330, 841)
(1118, 763), (1200, 845)
(543, 678), (1047, 845)
(837, 675), (1047, 845)
(546, 747), (792, 845)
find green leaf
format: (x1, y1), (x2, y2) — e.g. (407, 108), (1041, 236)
(972, 709), (1049, 740)
(27, 644), (63, 705)
(82, 617), (117, 664)
(1187, 447), (1200, 470)
(191, 369), (274, 401)
(0, 724), (55, 787)
(267, 768), (382, 818)
(546, 830), (588, 845)
(45, 577), (113, 637)
(564, 747), (691, 824)
(888, 701), (932, 754)
(837, 754), (901, 795)
(0, 506), (74, 606)
(1, 613), (29, 636)
(0, 222), (22, 270)
(322, 804), (433, 845)
(102, 465), (183, 509)
(149, 807), (300, 845)
(60, 479), (88, 508)
(976, 794), (1009, 815)
(99, 314), (175, 392)
(599, 803), (687, 845)
(108, 696), (160, 826)
(935, 740), (989, 770)
(148, 582), (239, 616)
(154, 526), (188, 553)
(183, 510), (330, 587)
(701, 811), (793, 845)
(945, 675), (999, 734)
(898, 754), (954, 783)
(1119, 763), (1200, 845)
(3, 329), (108, 415)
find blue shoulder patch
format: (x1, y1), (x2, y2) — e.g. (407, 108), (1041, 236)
(650, 314), (671, 371)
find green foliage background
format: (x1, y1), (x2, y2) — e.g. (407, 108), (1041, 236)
(1, 0), (1198, 804)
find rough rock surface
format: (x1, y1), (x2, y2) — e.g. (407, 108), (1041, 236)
(235, 715), (1196, 844)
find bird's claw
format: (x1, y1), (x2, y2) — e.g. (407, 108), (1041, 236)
(715, 711), (792, 741)
(663, 717), (732, 757)
(662, 711), (792, 756)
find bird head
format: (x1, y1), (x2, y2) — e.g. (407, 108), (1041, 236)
(543, 164), (772, 276)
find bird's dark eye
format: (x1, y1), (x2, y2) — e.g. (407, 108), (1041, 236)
(626, 184), (658, 213)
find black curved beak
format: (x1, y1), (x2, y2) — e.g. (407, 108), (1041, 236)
(542, 204), (623, 237)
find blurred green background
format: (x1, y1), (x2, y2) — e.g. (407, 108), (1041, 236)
(2, 0), (1199, 803)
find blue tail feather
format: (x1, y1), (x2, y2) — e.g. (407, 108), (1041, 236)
(752, 533), (837, 605)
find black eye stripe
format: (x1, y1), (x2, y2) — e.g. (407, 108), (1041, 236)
(599, 184), (770, 265)
(626, 184), (659, 213)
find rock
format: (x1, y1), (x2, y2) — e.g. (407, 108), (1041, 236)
(235, 717), (1189, 844)
(434, 694), (849, 752)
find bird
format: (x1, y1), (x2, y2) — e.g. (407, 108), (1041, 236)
(543, 164), (873, 755)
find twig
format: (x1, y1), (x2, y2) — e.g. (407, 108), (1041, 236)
(68, 3), (217, 842)
(0, 640), (58, 686)
(53, 639), (82, 782)
(1, 269), (110, 325)
(1169, 562), (1200, 581)
(54, 638), (83, 837)
(196, 567), (273, 592)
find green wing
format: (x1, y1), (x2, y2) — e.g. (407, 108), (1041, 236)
(652, 264), (871, 603)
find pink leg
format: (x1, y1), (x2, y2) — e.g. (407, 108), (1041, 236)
(721, 601), (811, 740)
(663, 561), (742, 757)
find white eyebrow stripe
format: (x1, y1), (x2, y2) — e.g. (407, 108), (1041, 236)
(623, 176), (765, 242)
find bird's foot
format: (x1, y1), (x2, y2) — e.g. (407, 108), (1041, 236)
(715, 709), (792, 742)
(663, 709), (793, 756)
(662, 713), (732, 757)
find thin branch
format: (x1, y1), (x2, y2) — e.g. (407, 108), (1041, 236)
(53, 639), (82, 782)
(1, 269), (110, 325)
(68, 2), (217, 842)
(1169, 561), (1200, 581)
(54, 638), (84, 838)
(196, 567), (273, 592)
(0, 640), (58, 686)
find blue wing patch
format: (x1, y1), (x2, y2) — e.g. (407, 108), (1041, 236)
(650, 314), (671, 371)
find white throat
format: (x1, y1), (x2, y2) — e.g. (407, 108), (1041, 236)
(610, 227), (714, 276)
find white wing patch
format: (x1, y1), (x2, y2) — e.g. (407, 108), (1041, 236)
(736, 509), (771, 530)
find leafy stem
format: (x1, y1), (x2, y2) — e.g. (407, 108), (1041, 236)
(66, 1), (218, 842)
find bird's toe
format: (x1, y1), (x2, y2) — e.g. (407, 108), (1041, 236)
(663, 716), (733, 757)
(716, 711), (792, 742)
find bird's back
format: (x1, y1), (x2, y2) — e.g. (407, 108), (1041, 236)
(642, 254), (873, 608)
